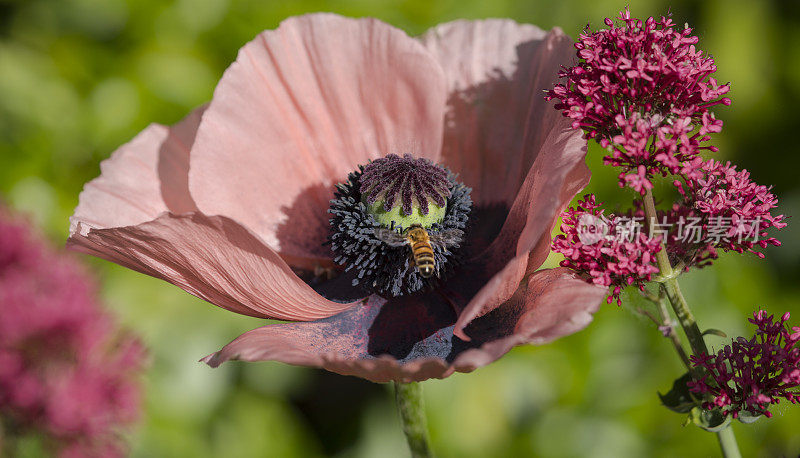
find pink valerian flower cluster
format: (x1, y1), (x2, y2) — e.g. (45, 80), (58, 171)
(0, 209), (145, 458)
(552, 194), (661, 305)
(647, 202), (718, 269)
(552, 195), (726, 303)
(675, 159), (787, 258)
(546, 8), (730, 193)
(688, 310), (800, 419)
(553, 182), (785, 300)
(548, 10), (785, 303)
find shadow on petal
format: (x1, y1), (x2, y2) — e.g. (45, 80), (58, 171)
(274, 183), (337, 270)
(272, 183), (373, 304)
(156, 107), (204, 215)
(421, 20), (592, 336)
(189, 14), (448, 253)
(202, 268), (606, 383)
(422, 20), (569, 207)
(462, 204), (511, 258)
(70, 105), (205, 236)
(367, 293), (458, 361)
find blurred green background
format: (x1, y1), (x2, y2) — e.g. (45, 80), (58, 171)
(1, 0), (799, 456)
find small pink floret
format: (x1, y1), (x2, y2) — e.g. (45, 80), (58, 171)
(689, 309), (800, 418)
(552, 194), (661, 304)
(546, 8), (730, 193)
(677, 159), (785, 257)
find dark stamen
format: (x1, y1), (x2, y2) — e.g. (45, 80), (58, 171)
(329, 156), (472, 297)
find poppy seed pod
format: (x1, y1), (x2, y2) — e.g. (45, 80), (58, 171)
(328, 155), (472, 297)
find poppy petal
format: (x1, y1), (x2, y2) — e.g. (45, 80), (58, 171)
(188, 14), (448, 269)
(68, 212), (356, 320)
(420, 19), (572, 207)
(70, 106), (204, 236)
(454, 128), (590, 339)
(421, 20), (590, 338)
(201, 268), (605, 382)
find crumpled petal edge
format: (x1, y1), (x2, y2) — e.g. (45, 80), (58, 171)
(201, 268), (606, 383)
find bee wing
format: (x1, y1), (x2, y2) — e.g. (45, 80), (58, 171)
(373, 228), (409, 247)
(429, 228), (464, 246)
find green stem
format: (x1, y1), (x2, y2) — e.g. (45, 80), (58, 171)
(642, 189), (709, 358)
(636, 292), (692, 372)
(716, 426), (742, 458)
(642, 189), (740, 458)
(394, 382), (434, 458)
(0, 415), (15, 458)
(655, 293), (693, 371)
(661, 276), (708, 356)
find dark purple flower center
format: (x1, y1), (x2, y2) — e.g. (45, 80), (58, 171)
(328, 158), (472, 297)
(359, 154), (450, 216)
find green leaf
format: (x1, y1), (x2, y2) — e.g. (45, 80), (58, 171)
(702, 328), (728, 338)
(736, 410), (762, 424)
(658, 372), (698, 414)
(689, 406), (731, 432)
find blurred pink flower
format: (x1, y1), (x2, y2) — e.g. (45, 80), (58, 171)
(68, 14), (606, 383)
(0, 207), (144, 458)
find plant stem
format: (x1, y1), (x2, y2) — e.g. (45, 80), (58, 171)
(661, 276), (708, 355)
(655, 294), (693, 371)
(0, 415), (15, 458)
(716, 426), (742, 458)
(394, 381), (434, 458)
(642, 189), (708, 357)
(636, 292), (692, 371)
(642, 188), (740, 458)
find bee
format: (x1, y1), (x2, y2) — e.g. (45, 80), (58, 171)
(374, 224), (463, 278)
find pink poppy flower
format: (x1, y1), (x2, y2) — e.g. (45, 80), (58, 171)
(68, 14), (606, 383)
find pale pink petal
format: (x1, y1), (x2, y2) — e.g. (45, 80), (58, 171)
(67, 213), (356, 320)
(420, 20), (572, 206)
(69, 106), (204, 236)
(453, 127), (590, 339)
(189, 14), (448, 268)
(421, 20), (590, 338)
(201, 268), (605, 383)
(511, 268), (606, 343)
(68, 105), (349, 319)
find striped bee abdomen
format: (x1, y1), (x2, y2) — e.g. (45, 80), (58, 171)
(406, 225), (435, 278)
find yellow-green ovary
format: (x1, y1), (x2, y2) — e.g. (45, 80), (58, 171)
(365, 197), (445, 229)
